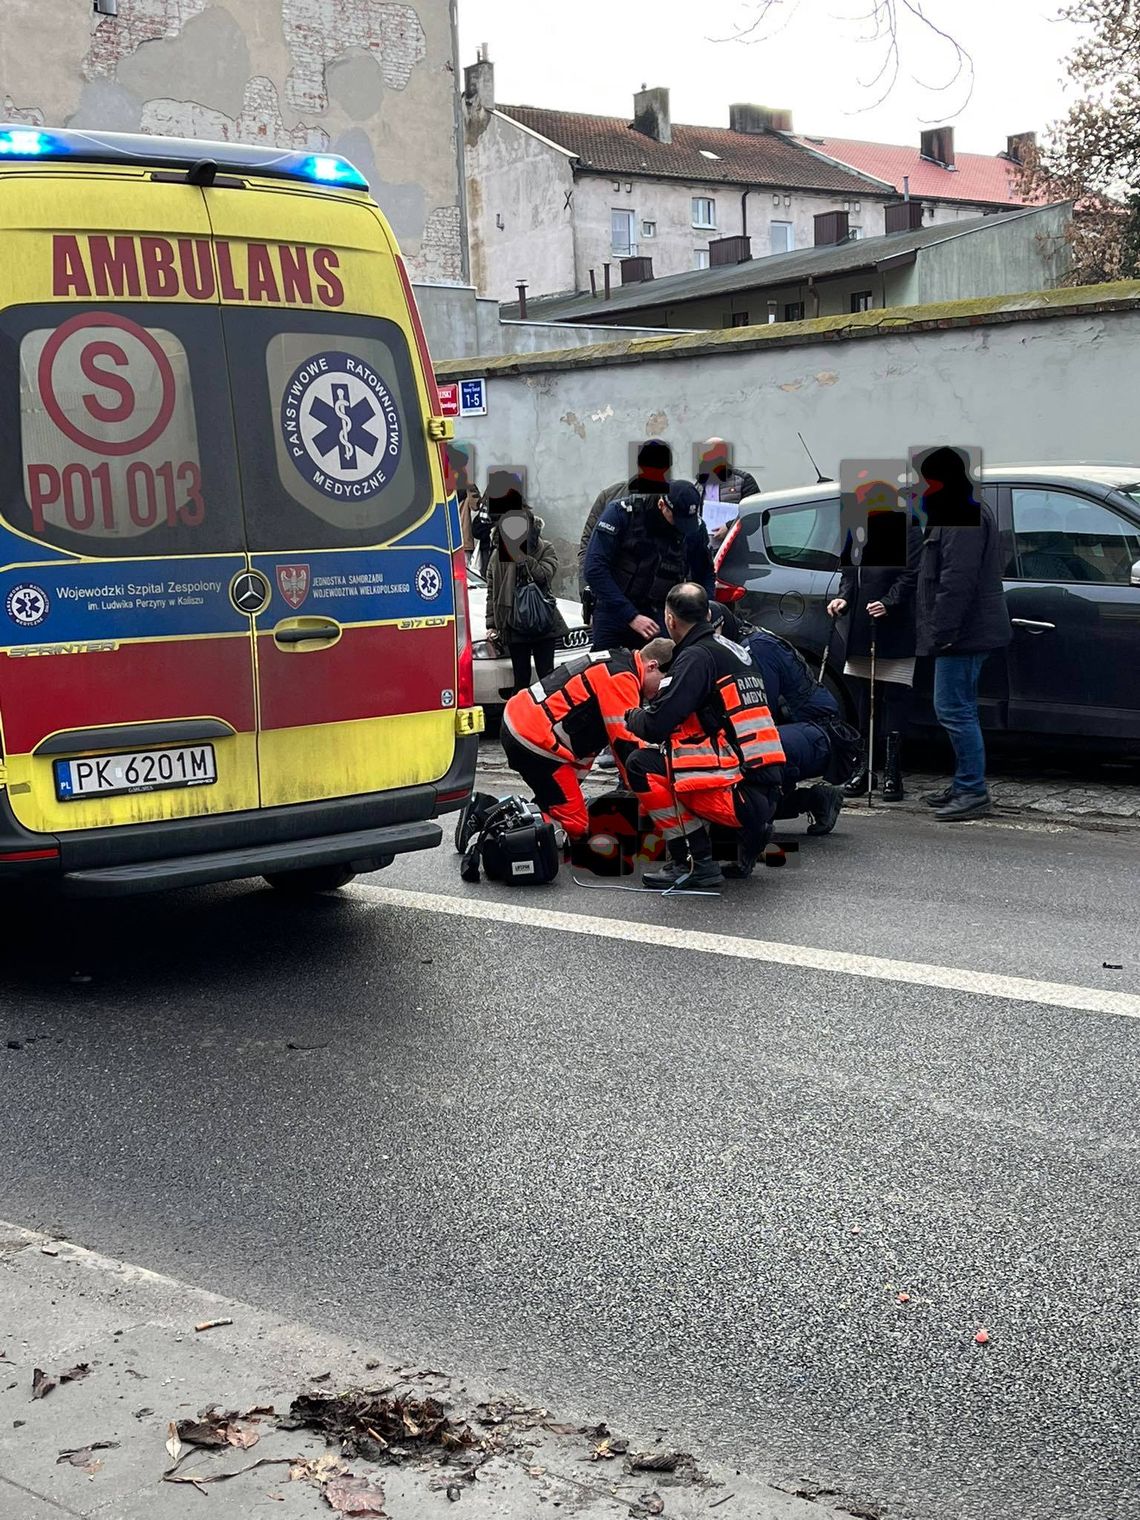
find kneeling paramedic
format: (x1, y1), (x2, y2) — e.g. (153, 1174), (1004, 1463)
(623, 583), (785, 889)
(738, 618), (852, 836)
(501, 647), (668, 841)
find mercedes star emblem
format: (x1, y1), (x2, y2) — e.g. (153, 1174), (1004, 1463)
(229, 569), (272, 616)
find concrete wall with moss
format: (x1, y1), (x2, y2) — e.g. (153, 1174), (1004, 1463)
(0, 0), (466, 281)
(436, 283), (1140, 595)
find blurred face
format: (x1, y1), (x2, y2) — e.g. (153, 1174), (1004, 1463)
(700, 440), (729, 476)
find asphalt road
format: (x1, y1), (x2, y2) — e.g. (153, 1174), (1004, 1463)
(1, 805), (1138, 1520)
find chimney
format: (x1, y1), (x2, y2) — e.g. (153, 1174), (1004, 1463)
(620, 256), (654, 284)
(464, 44), (495, 113)
(813, 209), (849, 246)
(1005, 131), (1037, 164)
(885, 200), (925, 234)
(709, 234), (752, 267)
(919, 126), (955, 168)
(633, 86), (671, 144)
(729, 104), (793, 135)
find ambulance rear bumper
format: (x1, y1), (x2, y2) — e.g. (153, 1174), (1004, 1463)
(0, 735), (478, 895)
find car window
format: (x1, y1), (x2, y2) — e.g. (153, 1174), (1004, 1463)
(223, 307), (432, 552)
(0, 302), (244, 558)
(1011, 488), (1140, 584)
(764, 499), (841, 571)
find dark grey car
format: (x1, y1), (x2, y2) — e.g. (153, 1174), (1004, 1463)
(714, 466), (1140, 745)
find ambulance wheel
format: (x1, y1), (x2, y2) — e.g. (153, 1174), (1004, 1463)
(263, 863), (356, 895)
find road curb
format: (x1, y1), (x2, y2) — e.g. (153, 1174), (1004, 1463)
(0, 1221), (859, 1520)
(475, 764), (1140, 835)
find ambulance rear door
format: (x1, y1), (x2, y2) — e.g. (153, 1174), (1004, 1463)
(0, 171), (259, 836)
(202, 186), (458, 808)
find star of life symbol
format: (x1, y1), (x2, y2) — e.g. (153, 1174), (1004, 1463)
(6, 583), (50, 628)
(281, 351), (404, 503)
(416, 563), (443, 601)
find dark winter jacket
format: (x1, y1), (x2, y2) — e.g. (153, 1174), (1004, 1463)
(485, 512), (567, 643)
(837, 520), (923, 661)
(746, 630), (839, 724)
(578, 472), (671, 597)
(583, 494), (714, 650)
(697, 465), (760, 507)
(915, 500), (1012, 656)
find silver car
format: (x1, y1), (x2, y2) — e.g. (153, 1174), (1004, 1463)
(467, 568), (591, 711)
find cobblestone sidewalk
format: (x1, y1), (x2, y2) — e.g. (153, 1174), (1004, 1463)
(476, 740), (1140, 829)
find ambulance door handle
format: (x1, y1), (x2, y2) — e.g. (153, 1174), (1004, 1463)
(271, 617), (342, 648)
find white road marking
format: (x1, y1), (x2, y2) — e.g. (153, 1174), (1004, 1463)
(352, 883), (1140, 1021)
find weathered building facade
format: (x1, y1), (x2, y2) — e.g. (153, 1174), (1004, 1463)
(0, 0), (467, 282)
(464, 53), (1039, 305)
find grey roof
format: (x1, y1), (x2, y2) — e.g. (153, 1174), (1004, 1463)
(502, 206), (1055, 323)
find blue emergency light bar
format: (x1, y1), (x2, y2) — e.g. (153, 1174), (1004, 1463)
(0, 125), (369, 192)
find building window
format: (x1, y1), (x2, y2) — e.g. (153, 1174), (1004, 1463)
(769, 220), (794, 254)
(693, 248), (711, 270)
(692, 196), (716, 229)
(611, 209), (635, 256)
(783, 301), (805, 321)
(850, 291), (873, 312)
(848, 226), (862, 239)
(767, 300), (778, 324)
(641, 219), (656, 238)
(730, 312), (750, 327)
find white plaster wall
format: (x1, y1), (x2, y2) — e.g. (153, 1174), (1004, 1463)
(414, 282), (671, 360)
(465, 109), (575, 303)
(571, 173), (899, 287)
(436, 306), (1140, 593)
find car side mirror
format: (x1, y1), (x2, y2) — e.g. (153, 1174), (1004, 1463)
(1131, 558), (1140, 587)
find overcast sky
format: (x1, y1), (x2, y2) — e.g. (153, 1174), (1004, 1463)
(457, 0), (1084, 155)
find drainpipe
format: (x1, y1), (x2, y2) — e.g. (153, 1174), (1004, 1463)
(603, 262), (611, 300)
(589, 268), (597, 298)
(741, 187), (753, 237)
(516, 282), (528, 319)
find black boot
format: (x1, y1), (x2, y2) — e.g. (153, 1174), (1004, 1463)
(842, 767), (877, 798)
(881, 733), (904, 802)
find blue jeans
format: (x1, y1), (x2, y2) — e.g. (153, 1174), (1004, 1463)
(933, 654), (989, 796)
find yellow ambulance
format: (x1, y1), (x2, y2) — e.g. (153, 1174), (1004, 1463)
(0, 126), (481, 895)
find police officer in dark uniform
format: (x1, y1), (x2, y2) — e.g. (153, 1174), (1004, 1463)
(584, 480), (715, 653)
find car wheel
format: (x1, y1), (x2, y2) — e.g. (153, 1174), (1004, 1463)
(263, 863), (356, 895)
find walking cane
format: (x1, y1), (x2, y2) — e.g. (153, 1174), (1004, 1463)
(819, 615), (836, 686)
(866, 629), (877, 807)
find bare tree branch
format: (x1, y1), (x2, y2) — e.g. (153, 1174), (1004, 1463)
(710, 0), (974, 116)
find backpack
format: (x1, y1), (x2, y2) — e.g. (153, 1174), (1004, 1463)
(460, 796), (561, 886)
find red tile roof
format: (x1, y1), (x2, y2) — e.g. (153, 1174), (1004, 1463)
(498, 105), (894, 196)
(797, 136), (1031, 207)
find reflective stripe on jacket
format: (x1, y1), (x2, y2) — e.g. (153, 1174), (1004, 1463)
(503, 649), (642, 764)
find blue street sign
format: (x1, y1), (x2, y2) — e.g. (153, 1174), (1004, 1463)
(459, 378), (487, 417)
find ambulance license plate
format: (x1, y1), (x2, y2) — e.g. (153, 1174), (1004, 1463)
(54, 745), (217, 801)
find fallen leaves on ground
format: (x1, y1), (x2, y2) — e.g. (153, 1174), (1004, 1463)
(282, 1389), (476, 1463)
(165, 1423), (182, 1462)
(57, 1441), (119, 1476)
(32, 1362), (90, 1400)
(323, 1473), (387, 1515)
(629, 1451), (693, 1474)
(175, 1405), (264, 1451)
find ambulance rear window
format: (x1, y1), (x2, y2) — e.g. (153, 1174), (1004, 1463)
(223, 308), (433, 551)
(0, 303), (244, 558)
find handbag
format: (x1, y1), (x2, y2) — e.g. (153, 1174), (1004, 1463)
(512, 567), (555, 640)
